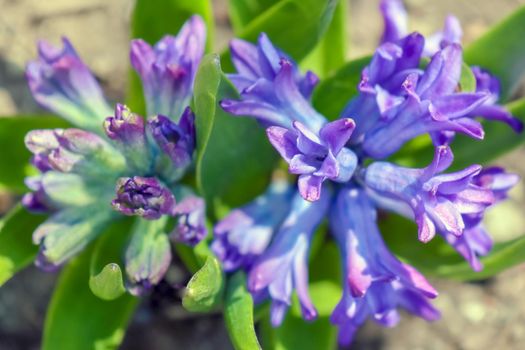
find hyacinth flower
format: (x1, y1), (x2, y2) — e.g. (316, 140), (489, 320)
(222, 33), (358, 201)
(23, 16), (207, 292)
(377, 0), (522, 145)
(267, 118), (358, 201)
(441, 167), (519, 271)
(330, 187), (440, 345)
(212, 179), (294, 271)
(206, 18), (525, 347)
(221, 33), (323, 131)
(364, 145), (497, 242)
(26, 38), (113, 131)
(361, 44), (493, 158)
(248, 187), (331, 326)
(342, 32), (425, 142)
(130, 15), (206, 119)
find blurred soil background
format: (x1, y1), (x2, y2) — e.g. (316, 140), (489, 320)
(1, 0), (525, 349)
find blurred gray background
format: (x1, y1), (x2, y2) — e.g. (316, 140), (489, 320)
(1, 0), (525, 349)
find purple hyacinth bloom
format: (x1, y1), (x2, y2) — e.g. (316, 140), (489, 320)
(330, 187), (439, 345)
(26, 38), (112, 131)
(227, 33), (319, 99)
(147, 107), (196, 171)
(130, 16), (205, 119)
(171, 196), (207, 246)
(380, 0), (408, 44)
(365, 146), (495, 242)
(125, 218), (172, 294)
(362, 44), (489, 158)
(248, 188), (331, 327)
(221, 36), (325, 131)
(442, 167), (519, 270)
(104, 104), (153, 172)
(212, 180), (294, 271)
(267, 118), (357, 201)
(112, 176), (176, 220)
(343, 33), (425, 143)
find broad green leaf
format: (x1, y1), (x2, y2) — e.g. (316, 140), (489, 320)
(465, 5), (525, 100)
(127, 0), (215, 114)
(223, 0), (339, 69)
(0, 204), (45, 286)
(300, 0), (348, 78)
(224, 272), (261, 350)
(89, 218), (134, 300)
(312, 56), (371, 120)
(182, 255), (224, 312)
(0, 115), (68, 192)
(194, 54), (277, 209)
(43, 241), (138, 350)
(267, 243), (340, 350)
(228, 0), (279, 33)
(381, 214), (525, 281)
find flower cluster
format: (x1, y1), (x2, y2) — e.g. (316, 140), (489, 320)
(213, 2), (521, 345)
(23, 16), (207, 293)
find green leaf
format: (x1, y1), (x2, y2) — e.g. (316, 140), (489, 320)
(224, 272), (261, 350)
(127, 0), (215, 114)
(228, 0), (279, 33)
(464, 5), (525, 100)
(0, 115), (68, 192)
(194, 54), (277, 208)
(224, 0), (339, 68)
(43, 237), (138, 350)
(89, 218), (134, 300)
(300, 0), (348, 77)
(312, 56), (371, 120)
(182, 255), (224, 312)
(0, 204), (45, 286)
(265, 242), (340, 350)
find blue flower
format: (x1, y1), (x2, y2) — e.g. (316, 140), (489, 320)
(365, 146), (495, 242)
(212, 179), (294, 271)
(248, 187), (331, 326)
(361, 44), (489, 158)
(267, 119), (357, 201)
(330, 187), (439, 345)
(215, 18), (521, 346)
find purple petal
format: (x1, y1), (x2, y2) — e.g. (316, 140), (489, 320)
(297, 175), (324, 202)
(266, 126), (299, 161)
(319, 118), (355, 154)
(379, 0), (408, 43)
